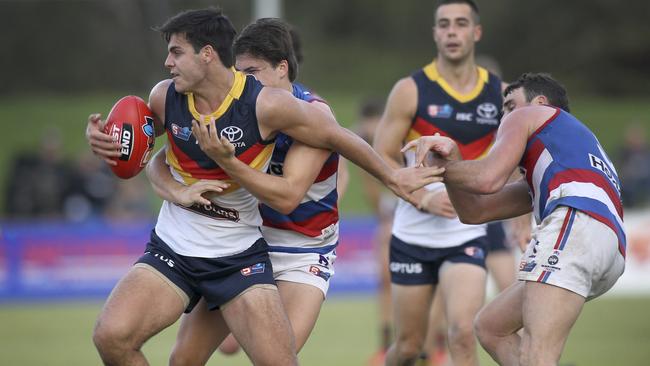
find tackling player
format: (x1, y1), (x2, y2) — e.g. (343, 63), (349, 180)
(403, 72), (626, 366)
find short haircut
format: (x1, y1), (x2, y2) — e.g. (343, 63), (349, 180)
(234, 18), (299, 82)
(154, 7), (236, 68)
(436, 0), (480, 24)
(504, 73), (571, 112)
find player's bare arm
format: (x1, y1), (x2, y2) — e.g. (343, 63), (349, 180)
(192, 118), (331, 214)
(447, 179), (533, 224)
(374, 77), (442, 207)
(85, 79), (168, 165)
(255, 86), (444, 201)
(373, 77), (417, 170)
(404, 109), (532, 194)
(146, 148), (229, 207)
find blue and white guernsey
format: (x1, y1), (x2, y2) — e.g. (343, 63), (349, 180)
(259, 83), (339, 254)
(520, 107), (626, 257)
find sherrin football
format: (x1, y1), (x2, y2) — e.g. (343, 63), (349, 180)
(104, 95), (156, 179)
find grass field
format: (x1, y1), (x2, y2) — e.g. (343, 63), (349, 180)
(1, 93), (649, 215)
(0, 295), (649, 365)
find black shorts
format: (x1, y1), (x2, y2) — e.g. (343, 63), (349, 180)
(486, 221), (509, 252)
(389, 235), (487, 285)
(136, 230), (275, 312)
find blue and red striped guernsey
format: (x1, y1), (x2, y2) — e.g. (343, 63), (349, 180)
(260, 83), (339, 241)
(407, 61), (503, 159)
(519, 107), (626, 257)
(163, 71), (275, 190)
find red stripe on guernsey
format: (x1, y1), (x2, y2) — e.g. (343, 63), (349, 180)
(537, 270), (548, 282)
(528, 107), (561, 142)
(548, 169), (623, 218)
(314, 156), (338, 183)
(167, 131), (268, 180)
(263, 209), (339, 237)
(553, 208), (573, 250)
(411, 117), (495, 159)
(167, 131), (229, 179)
(521, 139), (545, 192)
(583, 210), (626, 258)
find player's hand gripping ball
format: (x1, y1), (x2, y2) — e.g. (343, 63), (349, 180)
(103, 96), (156, 179)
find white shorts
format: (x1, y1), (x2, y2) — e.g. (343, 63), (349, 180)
(269, 248), (337, 298)
(518, 206), (625, 300)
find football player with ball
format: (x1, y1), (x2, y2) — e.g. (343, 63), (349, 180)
(85, 7), (443, 366)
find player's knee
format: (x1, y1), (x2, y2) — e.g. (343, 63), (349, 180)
(473, 312), (495, 350)
(447, 320), (475, 351)
(92, 317), (138, 355)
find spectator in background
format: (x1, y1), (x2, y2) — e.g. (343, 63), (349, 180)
(105, 175), (154, 221)
(617, 122), (650, 208)
(4, 128), (75, 219)
(64, 151), (118, 222)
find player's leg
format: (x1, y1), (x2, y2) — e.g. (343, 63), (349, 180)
(221, 285), (298, 366)
(486, 250), (516, 291)
(277, 280), (325, 351)
(271, 248), (334, 352)
(385, 235), (437, 366)
(438, 261), (486, 366)
(92, 266), (185, 365)
(217, 333), (241, 355)
(169, 298), (230, 366)
(485, 222), (517, 292)
(474, 281), (524, 366)
(519, 282), (584, 366)
(385, 283), (435, 366)
(421, 292), (449, 366)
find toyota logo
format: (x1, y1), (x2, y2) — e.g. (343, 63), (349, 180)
(477, 103), (498, 118)
(220, 126), (244, 142)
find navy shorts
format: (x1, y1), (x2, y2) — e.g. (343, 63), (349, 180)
(389, 235), (487, 285)
(136, 230), (275, 312)
(486, 221), (509, 252)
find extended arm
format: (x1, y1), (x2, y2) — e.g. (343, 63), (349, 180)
(255, 87), (443, 201)
(446, 179), (533, 224)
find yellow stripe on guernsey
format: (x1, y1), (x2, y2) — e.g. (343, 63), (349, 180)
(165, 70), (274, 194)
(423, 60), (488, 103)
(188, 69), (246, 124)
(406, 129), (422, 143)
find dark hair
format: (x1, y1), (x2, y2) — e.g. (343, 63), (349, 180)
(234, 18), (299, 82)
(289, 26), (304, 65)
(154, 7), (236, 68)
(504, 73), (570, 112)
(436, 0), (480, 23)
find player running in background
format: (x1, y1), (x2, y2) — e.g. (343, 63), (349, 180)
(374, 1), (506, 365)
(85, 8), (442, 366)
(403, 72), (626, 366)
(145, 17), (349, 364)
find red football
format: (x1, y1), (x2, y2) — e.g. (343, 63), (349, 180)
(103, 95), (156, 179)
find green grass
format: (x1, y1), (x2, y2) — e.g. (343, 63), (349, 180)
(0, 296), (648, 365)
(1, 93), (649, 215)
